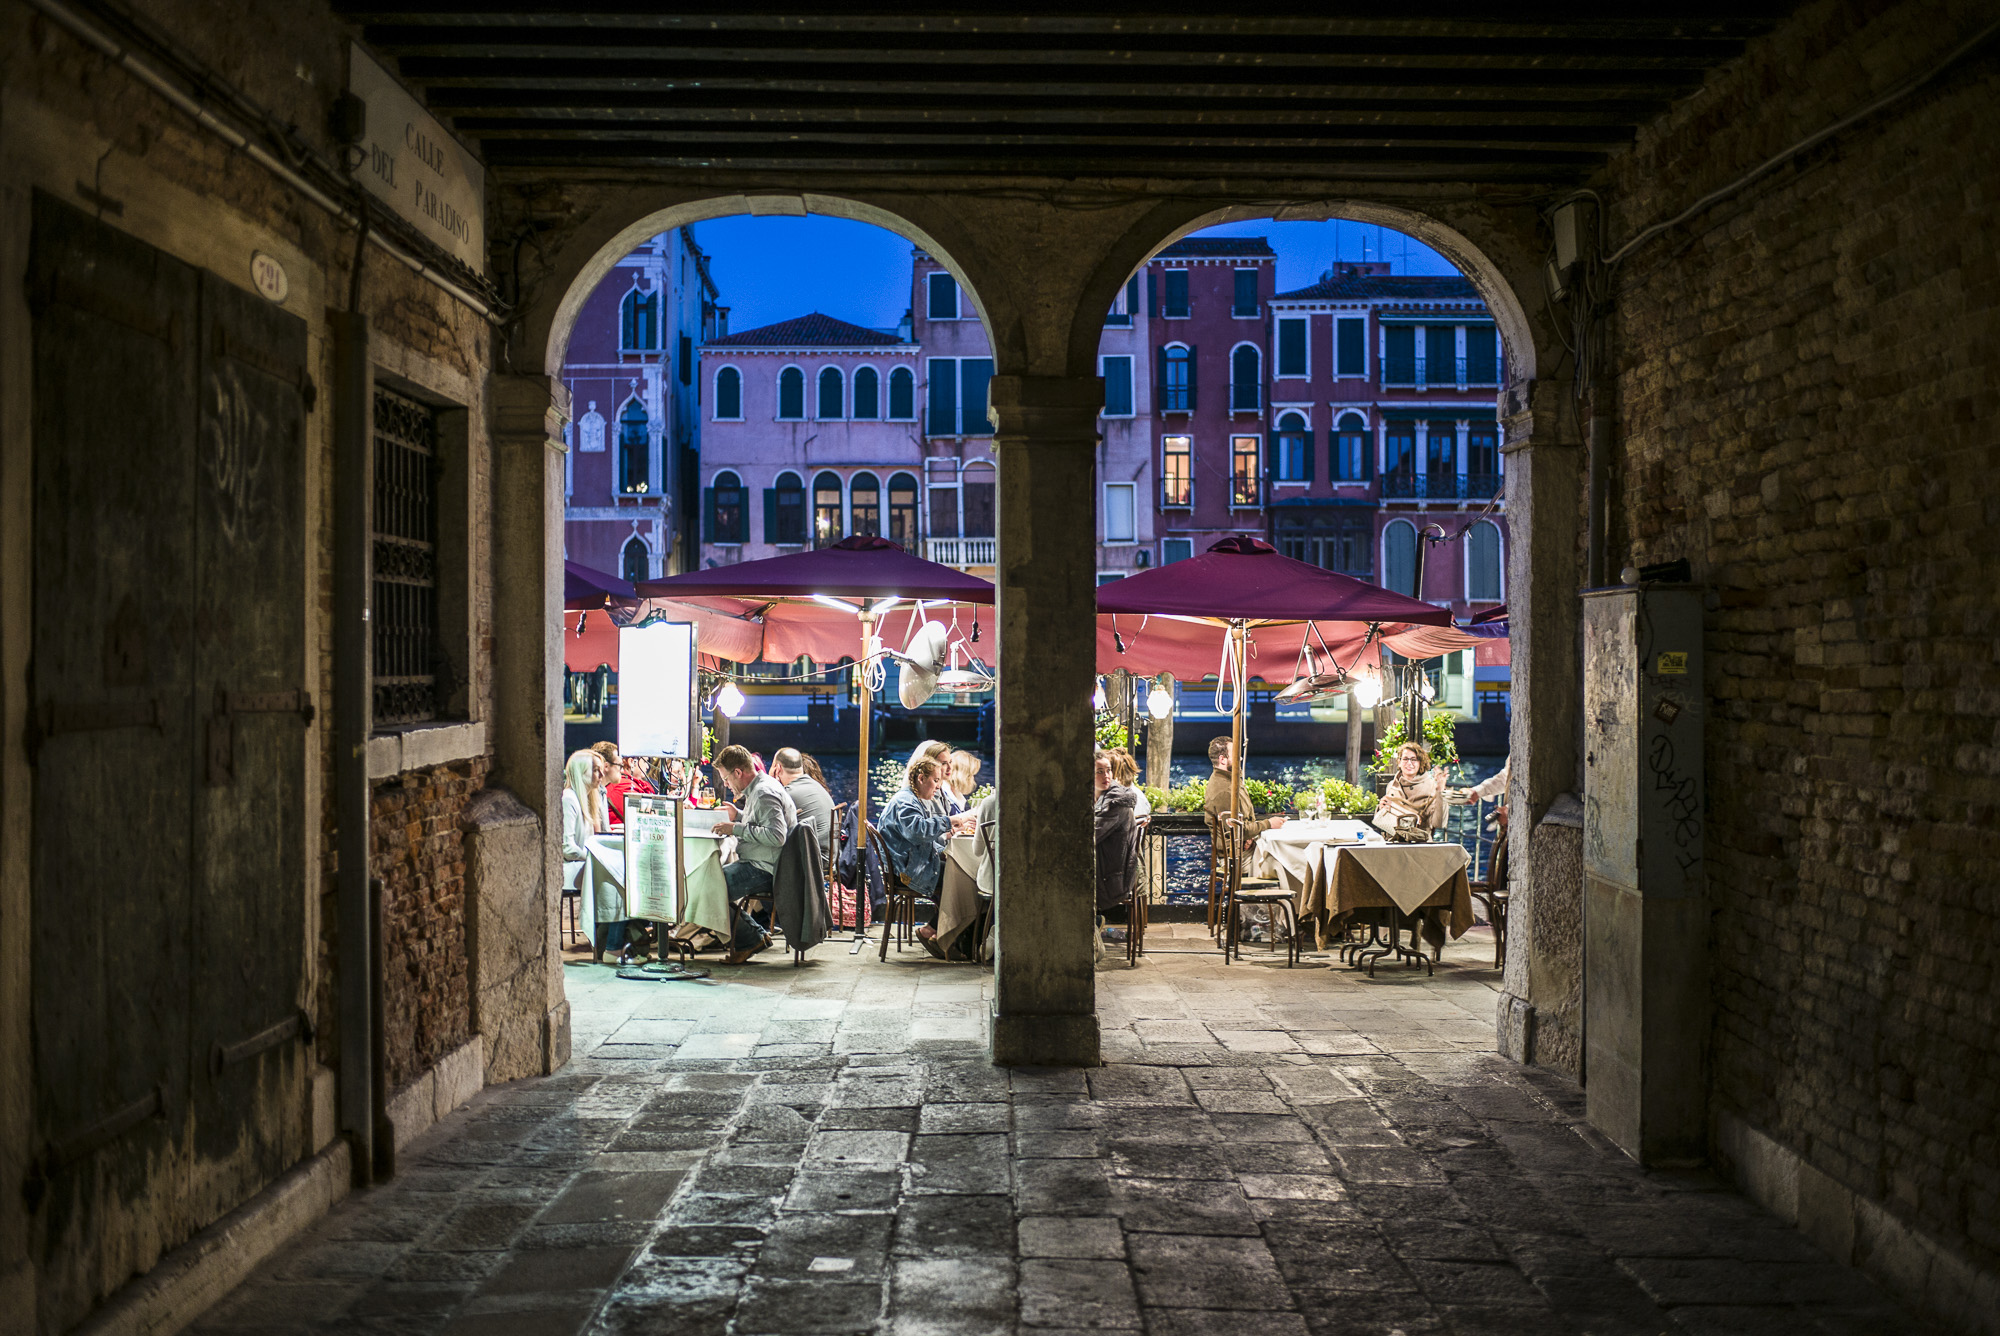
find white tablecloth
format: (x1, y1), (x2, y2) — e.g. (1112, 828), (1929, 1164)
(1249, 820), (1380, 898)
(586, 831), (732, 938)
(938, 834), (984, 946)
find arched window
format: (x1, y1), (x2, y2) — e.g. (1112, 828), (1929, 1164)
(617, 400), (650, 494)
(714, 366), (742, 420)
(887, 472), (920, 550)
(771, 470), (807, 546)
(621, 287), (658, 350)
(707, 470), (746, 544)
(1467, 520), (1503, 603)
(1231, 344), (1261, 412)
(813, 470), (844, 547)
(887, 366), (915, 420)
(962, 460), (996, 539)
(1161, 344), (1192, 412)
(817, 366), (844, 420)
(852, 366), (880, 419)
(621, 536), (650, 582)
(1382, 519), (1417, 597)
(1273, 411), (1309, 483)
(777, 367), (805, 420)
(1335, 412), (1369, 482)
(849, 471), (881, 538)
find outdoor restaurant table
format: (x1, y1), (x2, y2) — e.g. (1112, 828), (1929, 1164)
(1249, 819), (1380, 899)
(1315, 842), (1475, 959)
(936, 833), (984, 951)
(585, 829), (733, 943)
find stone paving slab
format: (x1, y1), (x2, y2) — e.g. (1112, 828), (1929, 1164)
(188, 926), (1925, 1336)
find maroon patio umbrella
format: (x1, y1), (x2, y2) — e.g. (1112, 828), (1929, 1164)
(635, 536), (995, 855)
(635, 535), (994, 604)
(1097, 536), (1456, 834)
(564, 559), (638, 611)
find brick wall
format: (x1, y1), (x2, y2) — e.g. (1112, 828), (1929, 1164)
(1602, 0), (2000, 1288)
(371, 759), (488, 1090)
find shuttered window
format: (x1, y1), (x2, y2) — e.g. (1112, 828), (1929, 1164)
(1337, 318), (1366, 376)
(373, 386), (441, 726)
(1232, 268), (1259, 317)
(1102, 355), (1133, 417)
(1277, 318), (1307, 377)
(1163, 270), (1190, 318)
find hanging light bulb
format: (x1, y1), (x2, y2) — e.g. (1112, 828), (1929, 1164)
(1093, 677), (1107, 711)
(1352, 671), (1382, 709)
(1147, 682), (1173, 720)
(715, 682), (746, 718)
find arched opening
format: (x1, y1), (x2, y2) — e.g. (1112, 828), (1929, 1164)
(620, 535), (650, 582)
(1274, 410), (1310, 484)
(776, 366), (805, 421)
(1467, 519), (1504, 603)
(848, 470), (881, 537)
(707, 469), (746, 545)
(887, 366), (915, 420)
(886, 471), (919, 550)
(852, 365), (880, 420)
(1230, 343), (1261, 412)
(771, 470), (807, 547)
(620, 285), (658, 351)
(1383, 517), (1417, 596)
(1335, 411), (1370, 482)
(816, 366), (844, 420)
(713, 366), (742, 420)
(616, 399), (650, 495)
(812, 469), (844, 547)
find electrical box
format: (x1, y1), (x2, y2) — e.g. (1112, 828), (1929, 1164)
(1582, 585), (1706, 1166)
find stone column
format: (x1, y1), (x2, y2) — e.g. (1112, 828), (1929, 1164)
(1496, 378), (1585, 1072)
(989, 375), (1101, 1067)
(490, 374), (571, 1075)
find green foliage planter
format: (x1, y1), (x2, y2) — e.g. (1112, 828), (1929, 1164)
(1371, 711), (1460, 774)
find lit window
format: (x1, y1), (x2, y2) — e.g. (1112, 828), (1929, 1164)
(1231, 435), (1261, 507)
(1161, 435), (1192, 508)
(849, 471), (881, 537)
(813, 471), (843, 547)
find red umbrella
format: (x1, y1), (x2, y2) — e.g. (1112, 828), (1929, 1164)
(1097, 535), (1449, 626)
(633, 535), (995, 853)
(635, 535), (993, 604)
(564, 559), (638, 611)
(1096, 536), (1457, 832)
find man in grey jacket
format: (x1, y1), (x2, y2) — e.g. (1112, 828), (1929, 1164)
(773, 747), (834, 851)
(712, 745), (797, 964)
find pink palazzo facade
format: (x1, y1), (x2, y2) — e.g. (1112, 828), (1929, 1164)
(561, 227), (721, 581)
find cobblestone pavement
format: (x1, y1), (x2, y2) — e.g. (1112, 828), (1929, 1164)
(192, 926), (1922, 1336)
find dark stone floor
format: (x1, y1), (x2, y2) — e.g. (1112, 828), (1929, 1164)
(190, 926), (1922, 1336)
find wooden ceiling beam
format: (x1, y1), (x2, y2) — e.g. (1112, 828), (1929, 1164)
(448, 118), (1637, 148)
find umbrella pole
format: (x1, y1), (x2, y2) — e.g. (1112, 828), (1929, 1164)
(857, 609), (875, 851)
(1229, 622), (1246, 830)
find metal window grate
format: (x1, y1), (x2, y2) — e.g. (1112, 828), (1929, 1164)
(372, 387), (439, 728)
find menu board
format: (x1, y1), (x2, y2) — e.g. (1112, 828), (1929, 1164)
(623, 793), (681, 922)
(618, 621), (698, 760)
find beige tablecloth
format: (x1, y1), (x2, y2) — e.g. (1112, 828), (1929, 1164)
(1307, 842), (1474, 950)
(1250, 820), (1378, 898)
(937, 834), (984, 949)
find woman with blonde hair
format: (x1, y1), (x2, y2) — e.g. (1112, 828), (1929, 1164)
(1107, 747), (1150, 816)
(906, 739), (962, 814)
(1372, 741), (1449, 842)
(946, 749), (982, 802)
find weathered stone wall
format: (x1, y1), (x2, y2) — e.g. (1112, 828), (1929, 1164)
(371, 760), (487, 1091)
(1601, 0), (2000, 1317)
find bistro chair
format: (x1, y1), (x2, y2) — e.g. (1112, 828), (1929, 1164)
(559, 882), (583, 949)
(1222, 818), (1299, 967)
(868, 821), (920, 960)
(1122, 816), (1149, 965)
(1469, 802), (1510, 969)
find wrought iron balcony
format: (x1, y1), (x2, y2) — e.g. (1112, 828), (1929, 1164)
(1381, 471), (1505, 501)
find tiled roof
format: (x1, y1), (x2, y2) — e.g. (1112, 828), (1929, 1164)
(704, 313), (905, 348)
(1276, 272), (1483, 302)
(1156, 236), (1276, 259)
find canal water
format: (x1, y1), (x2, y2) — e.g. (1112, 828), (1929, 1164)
(792, 750), (1504, 905)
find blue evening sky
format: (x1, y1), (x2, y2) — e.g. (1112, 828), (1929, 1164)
(689, 214), (1459, 334)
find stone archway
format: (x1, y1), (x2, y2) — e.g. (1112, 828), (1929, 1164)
(1066, 198), (1581, 1070)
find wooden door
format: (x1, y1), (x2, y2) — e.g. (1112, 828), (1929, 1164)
(27, 194), (311, 1323)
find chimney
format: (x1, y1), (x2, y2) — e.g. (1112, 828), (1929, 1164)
(897, 308), (913, 342)
(716, 306), (730, 337)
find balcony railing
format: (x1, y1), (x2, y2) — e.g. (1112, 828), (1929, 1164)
(1381, 471), (1503, 501)
(1381, 357), (1497, 391)
(927, 537), (996, 567)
